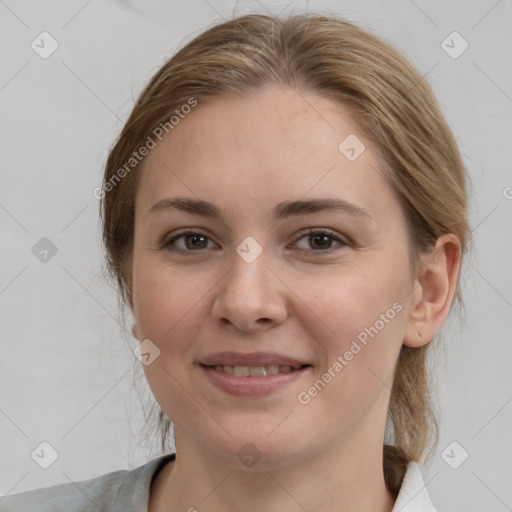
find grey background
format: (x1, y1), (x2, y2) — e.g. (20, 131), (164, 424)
(1, 0), (511, 510)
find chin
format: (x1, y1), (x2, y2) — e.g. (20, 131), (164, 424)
(197, 428), (311, 472)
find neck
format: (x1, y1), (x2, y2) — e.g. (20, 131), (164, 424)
(149, 423), (396, 512)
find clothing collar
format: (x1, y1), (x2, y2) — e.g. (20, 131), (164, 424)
(392, 461), (438, 512)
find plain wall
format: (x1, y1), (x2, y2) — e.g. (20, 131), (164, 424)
(1, 1), (511, 510)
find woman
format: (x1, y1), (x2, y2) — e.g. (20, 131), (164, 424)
(1, 12), (469, 512)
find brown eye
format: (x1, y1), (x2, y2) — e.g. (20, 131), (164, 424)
(183, 233), (208, 250)
(163, 231), (215, 252)
(309, 233), (333, 250)
(293, 229), (347, 253)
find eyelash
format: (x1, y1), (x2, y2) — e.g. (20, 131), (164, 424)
(161, 228), (348, 255)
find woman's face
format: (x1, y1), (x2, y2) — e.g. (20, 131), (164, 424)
(131, 84), (420, 469)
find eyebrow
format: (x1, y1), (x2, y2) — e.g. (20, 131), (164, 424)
(148, 197), (372, 220)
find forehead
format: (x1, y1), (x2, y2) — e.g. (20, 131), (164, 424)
(135, 84), (397, 223)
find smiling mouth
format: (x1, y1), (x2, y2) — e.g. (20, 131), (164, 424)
(200, 364), (311, 376)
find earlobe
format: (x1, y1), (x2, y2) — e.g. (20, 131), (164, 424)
(403, 233), (462, 348)
(132, 323), (140, 340)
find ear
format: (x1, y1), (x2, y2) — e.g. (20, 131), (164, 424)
(132, 322), (140, 341)
(404, 233), (462, 347)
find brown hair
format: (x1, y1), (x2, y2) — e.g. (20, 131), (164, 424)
(100, 12), (470, 495)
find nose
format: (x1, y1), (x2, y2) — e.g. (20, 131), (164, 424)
(211, 248), (288, 333)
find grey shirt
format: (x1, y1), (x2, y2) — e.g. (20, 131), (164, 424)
(0, 453), (437, 511)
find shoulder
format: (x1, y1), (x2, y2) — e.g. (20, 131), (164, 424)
(0, 454), (175, 512)
(0, 468), (129, 512)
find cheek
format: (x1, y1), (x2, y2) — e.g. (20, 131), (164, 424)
(132, 262), (209, 377)
(289, 267), (407, 434)
(134, 257), (198, 329)
(302, 261), (407, 347)
(133, 265), (212, 421)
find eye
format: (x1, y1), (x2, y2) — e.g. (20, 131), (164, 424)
(292, 229), (348, 253)
(162, 230), (216, 253)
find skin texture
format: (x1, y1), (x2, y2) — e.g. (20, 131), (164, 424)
(130, 84), (461, 512)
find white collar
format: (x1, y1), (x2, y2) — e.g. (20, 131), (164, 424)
(392, 462), (437, 511)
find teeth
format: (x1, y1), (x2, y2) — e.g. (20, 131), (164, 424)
(233, 366), (249, 377)
(212, 364), (302, 376)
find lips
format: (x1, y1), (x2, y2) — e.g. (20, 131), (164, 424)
(200, 364), (311, 396)
(198, 351), (312, 396)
